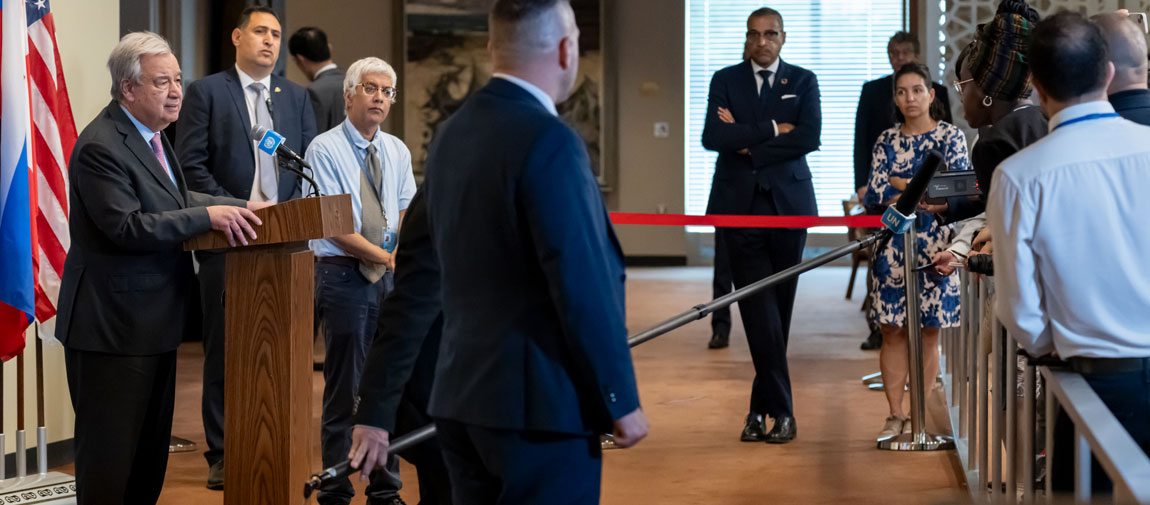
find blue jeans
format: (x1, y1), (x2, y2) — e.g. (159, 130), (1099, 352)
(315, 259), (400, 505)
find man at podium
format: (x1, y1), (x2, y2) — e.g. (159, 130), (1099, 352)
(55, 32), (265, 505)
(303, 56), (417, 505)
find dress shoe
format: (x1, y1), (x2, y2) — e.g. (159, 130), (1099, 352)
(740, 413), (766, 442)
(708, 333), (729, 349)
(367, 498), (408, 505)
(860, 328), (882, 350)
(206, 460), (224, 490)
(764, 415), (796, 444)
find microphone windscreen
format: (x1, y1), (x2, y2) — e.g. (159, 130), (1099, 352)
(249, 124), (268, 142)
(894, 150), (944, 216)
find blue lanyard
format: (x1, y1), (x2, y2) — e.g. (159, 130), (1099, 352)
(1051, 112), (1120, 131)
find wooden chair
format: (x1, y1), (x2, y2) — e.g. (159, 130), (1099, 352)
(843, 199), (874, 300)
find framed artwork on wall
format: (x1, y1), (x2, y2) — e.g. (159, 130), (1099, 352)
(402, 0), (612, 189)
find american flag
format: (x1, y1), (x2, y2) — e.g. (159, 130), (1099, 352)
(0, 0), (75, 356)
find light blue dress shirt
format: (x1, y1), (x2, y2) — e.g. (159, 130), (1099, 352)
(303, 118), (416, 257)
(989, 100), (1150, 358)
(120, 105), (176, 185)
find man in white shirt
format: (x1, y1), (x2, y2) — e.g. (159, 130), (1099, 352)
(988, 11), (1150, 491)
(303, 56), (415, 505)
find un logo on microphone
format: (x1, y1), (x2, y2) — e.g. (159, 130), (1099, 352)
(258, 129), (286, 156)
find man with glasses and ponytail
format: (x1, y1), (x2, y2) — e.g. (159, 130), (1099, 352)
(302, 56), (416, 505)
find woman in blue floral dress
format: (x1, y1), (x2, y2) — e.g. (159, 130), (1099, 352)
(864, 63), (968, 440)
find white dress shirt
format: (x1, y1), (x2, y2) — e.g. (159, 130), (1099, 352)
(750, 58), (780, 136)
(235, 65), (277, 203)
(492, 73), (557, 116)
(751, 57), (779, 91)
(988, 100), (1150, 358)
(303, 118), (417, 258)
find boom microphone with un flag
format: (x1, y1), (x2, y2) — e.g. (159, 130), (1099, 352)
(302, 150), (948, 496)
(249, 124), (323, 197)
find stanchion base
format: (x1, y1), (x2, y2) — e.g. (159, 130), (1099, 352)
(169, 436), (198, 453)
(876, 432), (954, 451)
(861, 372), (882, 385)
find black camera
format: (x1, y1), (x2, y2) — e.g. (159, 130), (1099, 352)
(924, 170), (981, 204)
(967, 254), (994, 276)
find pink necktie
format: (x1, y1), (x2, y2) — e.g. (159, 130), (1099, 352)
(149, 133), (175, 184)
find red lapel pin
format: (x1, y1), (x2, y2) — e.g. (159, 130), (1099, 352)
(781, 78), (788, 85)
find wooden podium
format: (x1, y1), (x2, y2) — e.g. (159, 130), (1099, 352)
(186, 195), (353, 505)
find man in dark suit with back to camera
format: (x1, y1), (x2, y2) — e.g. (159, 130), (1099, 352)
(57, 31), (265, 505)
(290, 26), (347, 133)
(420, 0), (649, 501)
(701, 7), (819, 444)
(1093, 12), (1150, 125)
(175, 6), (317, 489)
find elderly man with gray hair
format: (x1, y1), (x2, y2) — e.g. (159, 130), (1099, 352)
(302, 56), (416, 505)
(56, 32), (264, 504)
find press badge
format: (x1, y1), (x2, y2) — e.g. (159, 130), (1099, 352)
(383, 231), (397, 253)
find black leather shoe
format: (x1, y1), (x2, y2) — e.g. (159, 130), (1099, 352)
(740, 413), (766, 442)
(206, 460), (224, 490)
(765, 416), (797, 444)
(367, 498), (408, 505)
(860, 328), (882, 350)
(708, 333), (729, 349)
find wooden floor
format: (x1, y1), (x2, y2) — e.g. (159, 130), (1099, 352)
(63, 266), (967, 504)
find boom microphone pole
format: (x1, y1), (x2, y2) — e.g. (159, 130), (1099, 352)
(303, 153), (944, 496)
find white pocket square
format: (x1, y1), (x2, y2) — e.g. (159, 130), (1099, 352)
(781, 94), (798, 100)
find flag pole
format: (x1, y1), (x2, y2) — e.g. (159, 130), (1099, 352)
(34, 324), (46, 475)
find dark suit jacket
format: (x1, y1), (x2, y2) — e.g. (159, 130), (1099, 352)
(971, 104), (1047, 195)
(853, 74), (952, 189)
(56, 102), (245, 355)
(354, 188), (442, 432)
(1110, 89), (1150, 126)
(176, 67), (317, 201)
(309, 67), (346, 133)
(702, 59), (820, 216)
(423, 78), (639, 435)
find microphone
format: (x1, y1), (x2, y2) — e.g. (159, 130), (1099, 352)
(249, 124), (323, 197)
(880, 149), (944, 235)
(250, 124), (311, 170)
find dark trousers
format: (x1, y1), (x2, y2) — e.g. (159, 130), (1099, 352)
(395, 395), (453, 505)
(435, 419), (601, 505)
(315, 260), (401, 504)
(195, 251), (226, 466)
(1051, 361), (1150, 493)
(711, 230), (734, 337)
(65, 348), (176, 505)
(720, 189), (806, 418)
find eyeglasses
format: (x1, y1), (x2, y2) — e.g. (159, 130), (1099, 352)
(356, 83), (398, 102)
(953, 78), (975, 95)
(746, 30), (782, 42)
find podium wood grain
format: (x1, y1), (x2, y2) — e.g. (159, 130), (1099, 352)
(185, 195), (353, 251)
(185, 195), (353, 505)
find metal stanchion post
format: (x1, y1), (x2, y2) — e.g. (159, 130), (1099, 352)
(958, 269), (970, 439)
(1044, 381), (1056, 503)
(1022, 359), (1036, 503)
(992, 317), (1004, 498)
(1006, 335), (1018, 503)
(978, 279), (990, 493)
(878, 228), (953, 451)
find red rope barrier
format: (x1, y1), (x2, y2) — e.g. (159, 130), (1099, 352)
(609, 213), (882, 228)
